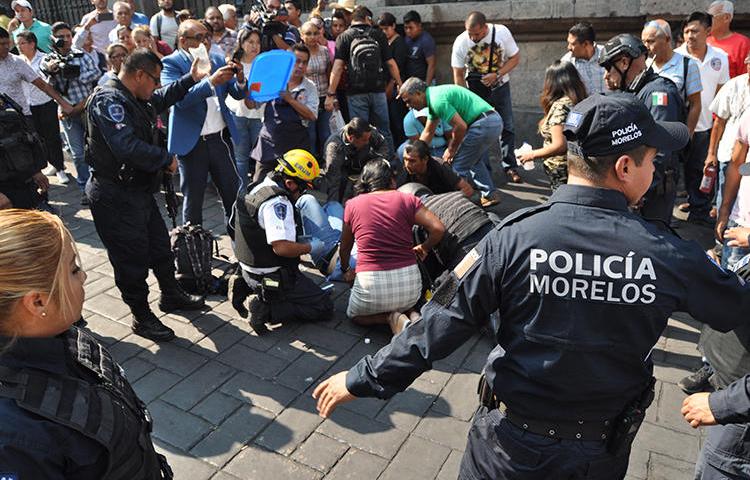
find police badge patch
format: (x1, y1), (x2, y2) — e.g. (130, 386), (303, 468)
(274, 203), (287, 220)
(107, 103), (125, 123)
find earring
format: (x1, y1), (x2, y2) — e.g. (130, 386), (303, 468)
(41, 312), (47, 317)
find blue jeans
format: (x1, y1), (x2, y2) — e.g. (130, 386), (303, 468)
(232, 116), (262, 193)
(452, 112), (503, 197)
(347, 92), (394, 153)
(177, 130), (240, 236)
(489, 82), (517, 170)
(721, 220), (750, 269)
(309, 103), (332, 159)
(61, 116), (89, 191)
(295, 194), (343, 264)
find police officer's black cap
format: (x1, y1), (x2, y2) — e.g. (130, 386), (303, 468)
(563, 93), (689, 158)
(598, 34), (648, 68)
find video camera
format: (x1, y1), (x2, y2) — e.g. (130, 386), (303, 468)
(235, 0), (287, 36)
(41, 37), (84, 80)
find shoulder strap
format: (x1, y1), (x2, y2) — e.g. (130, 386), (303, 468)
(682, 56), (689, 98)
(156, 12), (162, 40)
(488, 25), (495, 74)
(245, 184), (289, 217)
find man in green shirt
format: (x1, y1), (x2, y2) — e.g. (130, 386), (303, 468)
(8, 0), (52, 52)
(399, 77), (503, 207)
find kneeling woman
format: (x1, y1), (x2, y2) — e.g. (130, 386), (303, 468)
(339, 161), (444, 334)
(0, 209), (171, 479)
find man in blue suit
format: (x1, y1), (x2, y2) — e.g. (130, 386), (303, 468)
(161, 19), (248, 235)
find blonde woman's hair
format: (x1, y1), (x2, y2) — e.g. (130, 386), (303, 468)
(0, 210), (78, 330)
(132, 25), (153, 39)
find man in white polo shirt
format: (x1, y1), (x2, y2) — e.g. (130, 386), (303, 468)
(76, 0), (116, 53)
(676, 11), (729, 224)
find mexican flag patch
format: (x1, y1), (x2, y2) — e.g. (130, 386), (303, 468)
(652, 92), (668, 106)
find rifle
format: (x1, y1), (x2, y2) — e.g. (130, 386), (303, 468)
(163, 173), (179, 229)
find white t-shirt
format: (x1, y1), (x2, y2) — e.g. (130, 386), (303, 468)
(149, 12), (178, 49)
(240, 176), (297, 274)
(450, 23), (519, 85)
(78, 11), (117, 52)
(731, 109), (750, 227)
(22, 51), (51, 107)
(225, 61), (264, 119)
(710, 74), (750, 163)
(675, 44), (730, 132)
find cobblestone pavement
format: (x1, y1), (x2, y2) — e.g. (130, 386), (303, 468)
(48, 161), (712, 480)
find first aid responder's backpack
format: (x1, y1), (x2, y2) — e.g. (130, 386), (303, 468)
(0, 93), (45, 182)
(348, 28), (385, 92)
(170, 223), (216, 295)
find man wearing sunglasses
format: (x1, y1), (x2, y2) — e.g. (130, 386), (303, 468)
(600, 33), (684, 227)
(85, 48), (211, 342)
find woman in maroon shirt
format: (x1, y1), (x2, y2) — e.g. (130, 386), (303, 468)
(339, 160), (444, 334)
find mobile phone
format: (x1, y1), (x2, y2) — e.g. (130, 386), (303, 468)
(97, 12), (114, 22)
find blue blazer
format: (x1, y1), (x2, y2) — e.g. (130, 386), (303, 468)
(161, 50), (248, 156)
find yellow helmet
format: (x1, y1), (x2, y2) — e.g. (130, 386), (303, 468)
(275, 149), (320, 182)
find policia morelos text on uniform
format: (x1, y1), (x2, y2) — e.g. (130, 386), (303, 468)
(0, 210), (172, 479)
(83, 48), (224, 342)
(313, 93), (750, 479)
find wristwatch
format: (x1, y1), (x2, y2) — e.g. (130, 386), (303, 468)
(340, 263), (350, 273)
(326, 92), (336, 97)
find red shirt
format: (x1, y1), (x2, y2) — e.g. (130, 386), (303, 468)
(344, 190), (423, 272)
(708, 33), (750, 79)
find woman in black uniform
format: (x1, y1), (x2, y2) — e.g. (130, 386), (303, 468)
(0, 209), (172, 479)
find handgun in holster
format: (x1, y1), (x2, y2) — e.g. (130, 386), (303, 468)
(477, 373), (498, 410)
(607, 376), (656, 455)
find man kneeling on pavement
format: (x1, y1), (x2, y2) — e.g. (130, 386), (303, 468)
(229, 149), (336, 333)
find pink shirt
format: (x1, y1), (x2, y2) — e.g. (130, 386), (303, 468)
(344, 190), (423, 272)
(731, 110), (750, 227)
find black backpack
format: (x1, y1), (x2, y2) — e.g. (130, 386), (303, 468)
(170, 223), (217, 295)
(348, 27), (384, 91)
(0, 93), (45, 182)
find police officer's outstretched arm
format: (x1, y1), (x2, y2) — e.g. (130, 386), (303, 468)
(682, 375), (750, 427)
(314, 232), (502, 417)
(149, 58), (208, 114)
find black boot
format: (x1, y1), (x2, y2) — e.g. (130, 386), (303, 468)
(158, 283), (205, 313)
(228, 274), (253, 318)
(247, 294), (271, 335)
(132, 310), (176, 342)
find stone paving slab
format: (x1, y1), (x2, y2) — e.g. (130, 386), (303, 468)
(46, 159), (715, 479)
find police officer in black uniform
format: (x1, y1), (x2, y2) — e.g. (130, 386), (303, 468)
(85, 48), (208, 342)
(599, 34), (685, 227)
(229, 149), (334, 334)
(0, 209), (171, 479)
(313, 93), (750, 479)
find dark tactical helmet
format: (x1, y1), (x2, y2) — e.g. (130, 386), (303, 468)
(599, 34), (648, 69)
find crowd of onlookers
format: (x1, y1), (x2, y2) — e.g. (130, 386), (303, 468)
(1, 0), (750, 329)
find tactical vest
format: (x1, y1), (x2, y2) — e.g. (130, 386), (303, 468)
(423, 192), (493, 261)
(0, 93), (45, 182)
(234, 182), (302, 269)
(0, 328), (171, 480)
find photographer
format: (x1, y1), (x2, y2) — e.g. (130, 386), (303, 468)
(42, 22), (101, 205)
(247, 0), (299, 52)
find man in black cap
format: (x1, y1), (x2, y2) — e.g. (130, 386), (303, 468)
(599, 33), (685, 227)
(312, 93), (750, 479)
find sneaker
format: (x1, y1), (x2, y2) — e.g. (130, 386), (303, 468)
(43, 165), (58, 175)
(80, 193), (90, 207)
(247, 294), (271, 335)
(56, 170), (69, 184)
(678, 364), (713, 394)
(480, 190), (502, 208)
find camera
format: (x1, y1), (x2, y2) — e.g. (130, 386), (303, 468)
(42, 37), (85, 80)
(235, 0), (287, 36)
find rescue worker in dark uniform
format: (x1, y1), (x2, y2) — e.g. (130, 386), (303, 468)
(599, 33), (685, 227)
(0, 209), (172, 479)
(313, 93), (750, 479)
(85, 48), (209, 342)
(230, 149), (334, 334)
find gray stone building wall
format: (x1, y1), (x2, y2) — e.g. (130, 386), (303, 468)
(369, 0), (750, 144)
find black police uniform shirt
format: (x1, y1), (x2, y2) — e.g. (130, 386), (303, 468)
(405, 158), (463, 195)
(633, 71), (684, 167)
(0, 335), (107, 478)
(345, 185), (750, 422)
(86, 75), (196, 188)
